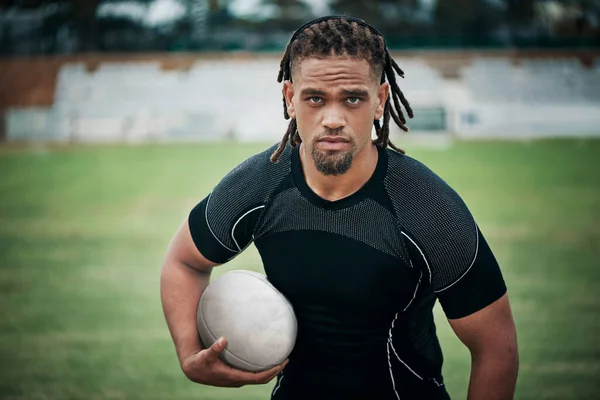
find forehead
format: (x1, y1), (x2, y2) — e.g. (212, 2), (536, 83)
(292, 57), (377, 88)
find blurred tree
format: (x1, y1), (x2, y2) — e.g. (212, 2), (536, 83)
(68, 0), (101, 51)
(506, 0), (536, 42)
(434, 0), (502, 43)
(328, 0), (427, 42)
(271, 0), (311, 20)
(67, 0), (160, 51)
(546, 0), (600, 38)
(580, 0), (600, 36)
(329, 0), (384, 26)
(258, 0), (313, 31)
(506, 0), (536, 26)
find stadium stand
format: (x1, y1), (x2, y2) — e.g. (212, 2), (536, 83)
(44, 58), (447, 142)
(462, 58), (600, 104)
(457, 57), (600, 138)
(4, 54), (600, 142)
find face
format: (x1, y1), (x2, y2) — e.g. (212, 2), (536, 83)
(283, 57), (389, 176)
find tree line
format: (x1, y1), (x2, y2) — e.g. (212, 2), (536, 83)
(1, 0), (599, 54)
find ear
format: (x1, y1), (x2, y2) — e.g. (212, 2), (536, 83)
(282, 80), (296, 119)
(375, 82), (389, 120)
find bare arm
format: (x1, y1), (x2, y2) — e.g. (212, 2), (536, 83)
(161, 219), (215, 366)
(160, 218), (286, 387)
(448, 293), (519, 400)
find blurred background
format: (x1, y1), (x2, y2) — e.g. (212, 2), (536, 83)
(0, 1), (599, 400)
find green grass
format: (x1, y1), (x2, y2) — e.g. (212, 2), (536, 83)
(1, 139), (599, 400)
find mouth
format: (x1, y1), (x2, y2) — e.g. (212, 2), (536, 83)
(317, 136), (350, 143)
(316, 136), (351, 151)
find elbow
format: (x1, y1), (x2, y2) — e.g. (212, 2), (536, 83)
(499, 340), (519, 379)
(471, 339), (519, 376)
(508, 340), (519, 375)
(503, 329), (519, 373)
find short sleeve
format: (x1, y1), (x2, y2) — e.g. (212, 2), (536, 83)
(399, 191), (507, 319)
(188, 194), (265, 264)
(385, 153), (506, 319)
(434, 227), (507, 319)
(187, 144), (292, 264)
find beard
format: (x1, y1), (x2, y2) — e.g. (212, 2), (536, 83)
(310, 138), (356, 176)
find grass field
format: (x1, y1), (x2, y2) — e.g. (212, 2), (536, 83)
(1, 139), (599, 400)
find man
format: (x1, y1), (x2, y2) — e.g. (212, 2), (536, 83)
(161, 15), (519, 400)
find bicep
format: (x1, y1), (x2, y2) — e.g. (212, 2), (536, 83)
(448, 293), (517, 355)
(434, 226), (507, 319)
(164, 217), (219, 274)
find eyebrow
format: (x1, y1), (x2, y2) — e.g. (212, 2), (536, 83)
(340, 89), (369, 98)
(299, 88), (370, 98)
(300, 88), (327, 97)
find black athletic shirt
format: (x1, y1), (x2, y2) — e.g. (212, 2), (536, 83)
(188, 143), (506, 400)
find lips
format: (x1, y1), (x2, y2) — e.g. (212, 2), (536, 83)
(316, 136), (351, 151)
(317, 136), (350, 143)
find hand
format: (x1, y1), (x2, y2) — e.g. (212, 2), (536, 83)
(182, 336), (289, 388)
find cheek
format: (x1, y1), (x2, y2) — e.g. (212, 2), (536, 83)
(370, 100), (382, 118)
(296, 104), (319, 128)
(353, 106), (377, 133)
(294, 107), (313, 141)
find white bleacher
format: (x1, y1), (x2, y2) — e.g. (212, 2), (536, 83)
(45, 57), (449, 142)
(19, 56), (600, 143)
(462, 58), (600, 104)
(51, 60), (289, 141)
(393, 58), (444, 106)
(455, 57), (600, 138)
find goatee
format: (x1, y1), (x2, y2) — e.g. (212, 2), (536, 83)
(311, 147), (354, 176)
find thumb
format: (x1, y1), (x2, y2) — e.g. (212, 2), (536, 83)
(206, 337), (227, 359)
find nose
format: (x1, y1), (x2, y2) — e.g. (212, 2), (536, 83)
(321, 106), (346, 130)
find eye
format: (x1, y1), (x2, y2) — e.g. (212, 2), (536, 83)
(309, 97), (323, 104)
(346, 97), (361, 104)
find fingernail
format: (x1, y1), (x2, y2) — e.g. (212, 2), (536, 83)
(217, 337), (225, 346)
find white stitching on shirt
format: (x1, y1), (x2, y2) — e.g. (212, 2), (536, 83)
(435, 221), (479, 293)
(388, 338), (424, 381)
(386, 316), (401, 400)
(272, 374), (284, 396)
(231, 205), (265, 251)
(205, 192), (237, 253)
(403, 270), (423, 312)
(401, 231), (432, 285)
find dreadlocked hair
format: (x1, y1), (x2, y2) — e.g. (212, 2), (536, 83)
(270, 17), (414, 163)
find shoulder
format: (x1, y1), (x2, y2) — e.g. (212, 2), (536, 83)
(189, 143), (293, 262)
(383, 149), (479, 291)
(206, 142), (293, 229)
(210, 142), (293, 207)
(384, 149), (467, 215)
(217, 142), (292, 191)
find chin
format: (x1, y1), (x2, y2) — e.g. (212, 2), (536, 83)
(312, 150), (354, 176)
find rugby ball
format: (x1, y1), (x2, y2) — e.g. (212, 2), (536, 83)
(196, 270), (297, 372)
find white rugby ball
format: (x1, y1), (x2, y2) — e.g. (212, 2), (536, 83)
(196, 270), (297, 372)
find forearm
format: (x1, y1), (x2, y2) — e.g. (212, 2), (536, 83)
(160, 260), (211, 366)
(467, 349), (519, 400)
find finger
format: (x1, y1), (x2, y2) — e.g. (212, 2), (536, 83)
(219, 363), (282, 384)
(238, 362), (286, 385)
(255, 366), (283, 384)
(204, 336), (227, 360)
(263, 362), (286, 377)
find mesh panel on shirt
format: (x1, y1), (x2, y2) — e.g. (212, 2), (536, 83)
(206, 144), (292, 251)
(255, 187), (409, 264)
(383, 151), (478, 291)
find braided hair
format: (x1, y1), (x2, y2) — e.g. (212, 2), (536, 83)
(270, 15), (413, 163)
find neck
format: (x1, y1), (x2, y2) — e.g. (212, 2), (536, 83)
(299, 142), (379, 202)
